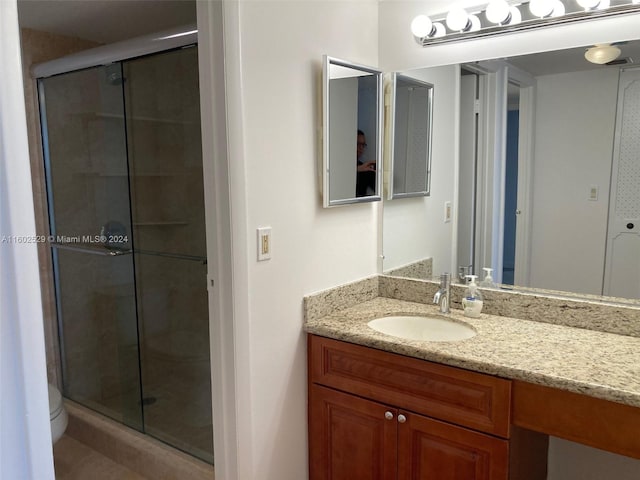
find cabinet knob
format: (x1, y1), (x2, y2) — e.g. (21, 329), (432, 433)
(384, 411), (394, 420)
(397, 414), (407, 424)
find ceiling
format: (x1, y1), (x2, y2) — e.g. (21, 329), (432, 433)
(17, 0), (196, 44)
(16, 0), (638, 75)
(505, 40), (638, 76)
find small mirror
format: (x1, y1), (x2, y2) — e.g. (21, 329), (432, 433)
(388, 73), (433, 199)
(322, 55), (383, 207)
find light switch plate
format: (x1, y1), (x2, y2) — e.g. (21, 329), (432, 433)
(257, 227), (272, 261)
(444, 201), (452, 223)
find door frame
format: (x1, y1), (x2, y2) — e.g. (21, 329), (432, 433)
(466, 60), (535, 285)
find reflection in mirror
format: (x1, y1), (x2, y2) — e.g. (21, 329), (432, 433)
(382, 65), (458, 281)
(322, 55), (383, 207)
(382, 39), (640, 303)
(388, 74), (433, 199)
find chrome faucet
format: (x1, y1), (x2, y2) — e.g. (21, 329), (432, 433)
(433, 273), (451, 314)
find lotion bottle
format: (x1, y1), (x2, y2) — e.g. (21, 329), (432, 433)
(462, 275), (484, 318)
(480, 268), (497, 288)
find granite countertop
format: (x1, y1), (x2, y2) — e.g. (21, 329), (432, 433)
(304, 296), (640, 408)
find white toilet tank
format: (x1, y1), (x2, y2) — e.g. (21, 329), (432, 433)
(48, 383), (68, 444)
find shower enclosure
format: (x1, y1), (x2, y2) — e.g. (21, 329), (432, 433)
(38, 42), (212, 463)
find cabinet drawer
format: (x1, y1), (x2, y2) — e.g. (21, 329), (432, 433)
(308, 334), (511, 438)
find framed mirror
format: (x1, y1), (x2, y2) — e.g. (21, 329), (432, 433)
(322, 55), (383, 207)
(388, 73), (434, 199)
(382, 39), (640, 304)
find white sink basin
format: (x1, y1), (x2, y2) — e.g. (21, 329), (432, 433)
(367, 315), (476, 342)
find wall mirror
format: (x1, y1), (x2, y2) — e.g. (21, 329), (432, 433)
(382, 39), (640, 303)
(387, 73), (434, 200)
(322, 55), (383, 207)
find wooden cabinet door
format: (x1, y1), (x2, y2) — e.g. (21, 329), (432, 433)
(397, 411), (508, 480)
(309, 384), (398, 480)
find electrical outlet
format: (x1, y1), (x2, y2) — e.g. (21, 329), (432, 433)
(588, 185), (599, 201)
(444, 201), (452, 223)
(257, 227), (272, 261)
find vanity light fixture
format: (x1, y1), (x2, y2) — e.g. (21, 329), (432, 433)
(486, 0), (513, 23)
(410, 14), (447, 39)
(444, 7), (484, 32)
(508, 6), (524, 23)
(577, 0), (602, 8)
(412, 0), (640, 46)
(551, 1), (567, 15)
(529, 0), (555, 16)
(585, 43), (622, 63)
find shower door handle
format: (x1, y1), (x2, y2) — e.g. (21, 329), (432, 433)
(50, 241), (132, 256)
(50, 242), (206, 264)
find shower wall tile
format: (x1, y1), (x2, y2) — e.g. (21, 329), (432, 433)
(20, 28), (102, 388)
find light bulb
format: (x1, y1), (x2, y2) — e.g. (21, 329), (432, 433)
(577, 0), (600, 10)
(584, 44), (621, 64)
(446, 6), (471, 31)
(597, 0), (610, 9)
(411, 15), (434, 38)
(508, 6), (522, 25)
(551, 0), (566, 17)
(529, 0), (555, 18)
(468, 14), (481, 32)
(485, 0), (511, 24)
(432, 22), (447, 38)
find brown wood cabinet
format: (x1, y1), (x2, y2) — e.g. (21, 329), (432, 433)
(308, 335), (525, 480)
(310, 383), (508, 480)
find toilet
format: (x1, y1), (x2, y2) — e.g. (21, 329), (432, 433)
(48, 383), (68, 444)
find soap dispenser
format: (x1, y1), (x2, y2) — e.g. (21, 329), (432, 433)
(462, 275), (484, 318)
(480, 268), (497, 288)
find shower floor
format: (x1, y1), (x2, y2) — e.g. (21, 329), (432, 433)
(62, 400), (214, 480)
(54, 435), (148, 480)
(81, 357), (214, 464)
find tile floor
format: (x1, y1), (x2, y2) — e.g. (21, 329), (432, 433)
(60, 400), (214, 480)
(53, 435), (148, 480)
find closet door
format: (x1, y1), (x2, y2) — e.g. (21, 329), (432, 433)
(603, 68), (640, 299)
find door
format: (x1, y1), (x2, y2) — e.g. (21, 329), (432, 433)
(458, 71), (480, 278)
(397, 412), (508, 480)
(122, 46), (212, 461)
(309, 384), (398, 480)
(502, 85), (520, 286)
(40, 64), (143, 429)
(40, 46), (213, 462)
(603, 67), (640, 299)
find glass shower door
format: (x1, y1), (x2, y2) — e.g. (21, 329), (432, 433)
(40, 45), (213, 464)
(123, 46), (213, 462)
(40, 64), (144, 430)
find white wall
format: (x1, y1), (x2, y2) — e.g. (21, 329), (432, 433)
(378, 6), (640, 479)
(224, 1), (379, 478)
(529, 68), (619, 295)
(383, 64), (458, 275)
(0, 1), (55, 478)
(548, 437), (640, 480)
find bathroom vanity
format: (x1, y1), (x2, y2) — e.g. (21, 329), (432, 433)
(304, 277), (640, 478)
(309, 335), (520, 479)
